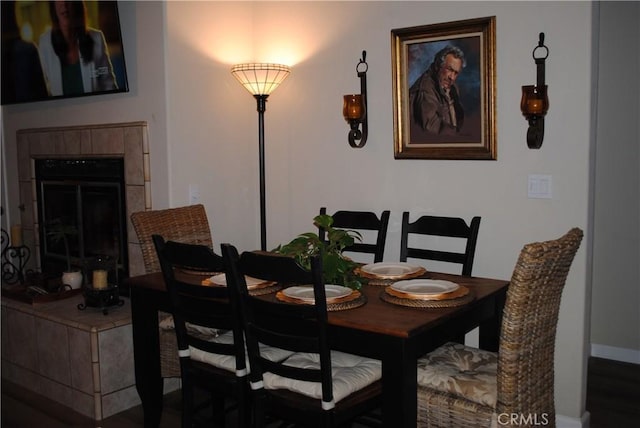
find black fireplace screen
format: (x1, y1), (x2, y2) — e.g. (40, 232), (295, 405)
(36, 158), (128, 283)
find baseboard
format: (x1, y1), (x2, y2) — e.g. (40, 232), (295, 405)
(591, 343), (640, 364)
(557, 411), (590, 428)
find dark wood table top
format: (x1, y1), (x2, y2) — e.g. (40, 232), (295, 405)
(127, 270), (508, 337)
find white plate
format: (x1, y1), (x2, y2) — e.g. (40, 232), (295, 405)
(360, 262), (422, 278)
(282, 284), (352, 303)
(391, 279), (459, 296)
(209, 273), (267, 288)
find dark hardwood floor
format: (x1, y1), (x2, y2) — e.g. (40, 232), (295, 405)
(586, 357), (640, 428)
(2, 357), (638, 427)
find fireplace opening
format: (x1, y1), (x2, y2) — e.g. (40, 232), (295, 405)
(35, 158), (128, 286)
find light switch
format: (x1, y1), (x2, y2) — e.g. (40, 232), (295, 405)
(528, 174), (552, 199)
(189, 184), (200, 204)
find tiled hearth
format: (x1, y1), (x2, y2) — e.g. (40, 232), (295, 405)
(15, 122), (151, 277)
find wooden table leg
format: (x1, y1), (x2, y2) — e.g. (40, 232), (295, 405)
(131, 287), (164, 427)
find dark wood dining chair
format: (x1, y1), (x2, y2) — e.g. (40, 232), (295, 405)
(400, 212), (481, 276)
(221, 244), (383, 428)
(415, 228), (583, 428)
(153, 235), (250, 428)
(319, 207), (391, 263)
(131, 204), (214, 379)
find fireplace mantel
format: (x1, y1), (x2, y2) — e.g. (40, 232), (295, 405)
(16, 122), (151, 278)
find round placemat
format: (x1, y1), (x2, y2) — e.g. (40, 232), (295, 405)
(276, 290), (366, 311)
(249, 283), (282, 296)
(380, 288), (475, 308)
(355, 266), (426, 282)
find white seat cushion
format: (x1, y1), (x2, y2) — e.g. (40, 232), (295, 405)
(159, 314), (222, 338)
(417, 342), (498, 407)
(262, 350), (382, 404)
(189, 330), (294, 373)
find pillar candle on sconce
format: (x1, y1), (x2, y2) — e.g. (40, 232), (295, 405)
(343, 51), (369, 148)
(520, 33), (550, 149)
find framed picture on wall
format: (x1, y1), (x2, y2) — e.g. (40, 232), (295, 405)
(391, 16), (496, 160)
(1, 0), (129, 105)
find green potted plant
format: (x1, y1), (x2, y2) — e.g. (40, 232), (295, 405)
(46, 220), (82, 289)
(274, 214), (364, 290)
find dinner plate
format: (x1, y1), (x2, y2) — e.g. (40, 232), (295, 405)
(360, 262), (423, 279)
(208, 273), (268, 288)
(390, 279), (459, 296)
(282, 284), (352, 303)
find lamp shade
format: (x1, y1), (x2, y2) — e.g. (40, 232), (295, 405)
(231, 63), (290, 96)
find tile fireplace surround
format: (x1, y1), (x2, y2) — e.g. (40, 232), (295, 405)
(15, 122), (152, 277)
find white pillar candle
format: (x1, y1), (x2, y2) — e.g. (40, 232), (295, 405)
(10, 224), (22, 247)
(93, 270), (108, 289)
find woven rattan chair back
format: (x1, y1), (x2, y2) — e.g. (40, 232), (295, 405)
(496, 227), (583, 420)
(130, 204), (213, 379)
(131, 204), (213, 274)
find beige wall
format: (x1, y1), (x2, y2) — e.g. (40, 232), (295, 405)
(590, 1), (640, 362)
(2, 1), (638, 426)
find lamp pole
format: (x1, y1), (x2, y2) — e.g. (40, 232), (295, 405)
(255, 94), (268, 251)
(231, 63), (290, 251)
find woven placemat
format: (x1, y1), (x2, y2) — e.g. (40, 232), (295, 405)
(366, 278), (396, 287)
(380, 288), (475, 308)
(201, 277), (281, 296)
(249, 283), (282, 296)
(276, 290), (366, 311)
(355, 266), (426, 285)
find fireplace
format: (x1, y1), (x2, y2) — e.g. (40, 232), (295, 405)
(15, 122), (152, 279)
(35, 158), (128, 282)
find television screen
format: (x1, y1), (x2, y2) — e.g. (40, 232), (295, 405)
(1, 0), (129, 105)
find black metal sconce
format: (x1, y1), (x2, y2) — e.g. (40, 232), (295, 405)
(520, 33), (549, 149)
(343, 50), (368, 148)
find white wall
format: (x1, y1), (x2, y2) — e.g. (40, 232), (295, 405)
(4, 1), (625, 425)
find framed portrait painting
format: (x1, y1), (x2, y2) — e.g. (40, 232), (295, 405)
(392, 17), (496, 159)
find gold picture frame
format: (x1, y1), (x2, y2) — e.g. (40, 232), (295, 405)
(392, 16), (496, 159)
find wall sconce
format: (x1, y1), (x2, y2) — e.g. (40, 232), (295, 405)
(343, 50), (368, 148)
(521, 33), (549, 149)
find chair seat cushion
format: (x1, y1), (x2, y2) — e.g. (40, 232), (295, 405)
(417, 342), (498, 407)
(190, 331), (294, 373)
(159, 314), (222, 338)
(263, 350), (382, 404)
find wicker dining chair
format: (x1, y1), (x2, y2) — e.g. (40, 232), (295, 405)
(415, 227), (583, 428)
(130, 204), (214, 378)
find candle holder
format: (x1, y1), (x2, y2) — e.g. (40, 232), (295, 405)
(521, 33), (550, 149)
(343, 50), (369, 148)
(1, 227), (31, 285)
(78, 255), (123, 315)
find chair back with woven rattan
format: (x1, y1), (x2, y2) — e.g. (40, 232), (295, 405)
(131, 204), (213, 273)
(496, 227), (583, 421)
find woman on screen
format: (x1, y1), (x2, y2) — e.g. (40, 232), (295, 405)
(38, 0), (117, 97)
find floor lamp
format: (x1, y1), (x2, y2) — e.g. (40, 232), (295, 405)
(231, 63), (290, 251)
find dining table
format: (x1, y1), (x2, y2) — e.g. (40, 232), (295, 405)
(126, 267), (509, 428)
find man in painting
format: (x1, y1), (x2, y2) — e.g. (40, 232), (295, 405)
(409, 45), (466, 137)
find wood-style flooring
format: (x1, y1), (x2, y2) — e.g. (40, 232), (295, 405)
(2, 356), (638, 427)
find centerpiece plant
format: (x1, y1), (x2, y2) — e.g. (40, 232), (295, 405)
(274, 214), (364, 290)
